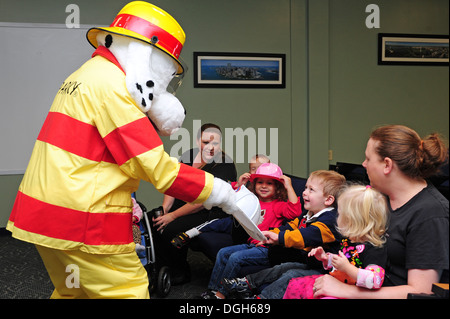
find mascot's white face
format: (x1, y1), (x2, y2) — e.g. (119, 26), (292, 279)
(96, 31), (185, 136)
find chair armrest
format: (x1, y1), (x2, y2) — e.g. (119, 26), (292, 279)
(407, 283), (449, 299)
(432, 283), (449, 299)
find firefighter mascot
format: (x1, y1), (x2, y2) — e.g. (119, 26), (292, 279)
(7, 1), (237, 299)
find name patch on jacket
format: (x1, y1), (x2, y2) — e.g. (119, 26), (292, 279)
(58, 81), (82, 96)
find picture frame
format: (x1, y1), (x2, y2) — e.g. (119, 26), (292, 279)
(193, 52), (286, 88)
(378, 33), (449, 66)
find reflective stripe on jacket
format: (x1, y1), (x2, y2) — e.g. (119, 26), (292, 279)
(7, 48), (213, 254)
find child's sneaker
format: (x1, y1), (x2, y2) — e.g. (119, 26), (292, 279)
(199, 290), (221, 299)
(222, 277), (253, 298)
(170, 232), (191, 249)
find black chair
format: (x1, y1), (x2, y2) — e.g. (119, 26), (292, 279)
(330, 159), (449, 199)
(428, 152), (449, 200)
(285, 173), (307, 209)
(407, 282), (449, 299)
(329, 162), (369, 184)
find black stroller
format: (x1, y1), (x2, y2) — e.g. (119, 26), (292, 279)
(135, 201), (171, 297)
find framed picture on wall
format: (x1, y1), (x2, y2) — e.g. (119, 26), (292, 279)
(378, 33), (449, 66)
(193, 52), (286, 88)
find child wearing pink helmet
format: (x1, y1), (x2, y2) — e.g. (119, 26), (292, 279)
(170, 154), (270, 248)
(201, 163), (302, 299)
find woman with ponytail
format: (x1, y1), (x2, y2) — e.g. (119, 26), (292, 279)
(313, 125), (449, 299)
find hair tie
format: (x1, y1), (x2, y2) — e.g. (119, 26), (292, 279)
(366, 185), (372, 189)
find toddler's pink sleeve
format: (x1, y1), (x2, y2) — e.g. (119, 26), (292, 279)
(132, 198), (143, 223)
(356, 264), (385, 289)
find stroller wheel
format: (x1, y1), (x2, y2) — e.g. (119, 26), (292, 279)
(157, 266), (171, 297)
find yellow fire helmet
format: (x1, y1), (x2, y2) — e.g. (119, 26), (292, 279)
(87, 1), (186, 74)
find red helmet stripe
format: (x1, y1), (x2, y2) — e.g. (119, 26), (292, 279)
(110, 13), (183, 58)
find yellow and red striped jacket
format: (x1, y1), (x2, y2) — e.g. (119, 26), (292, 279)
(7, 47), (213, 254)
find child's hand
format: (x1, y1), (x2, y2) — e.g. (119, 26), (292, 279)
(331, 251), (352, 272)
(331, 251), (359, 281)
(279, 175), (292, 189)
(279, 175), (299, 204)
(260, 231), (279, 245)
(308, 247), (327, 262)
(237, 173), (251, 187)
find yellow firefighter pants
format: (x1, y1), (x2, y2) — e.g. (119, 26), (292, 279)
(36, 245), (150, 299)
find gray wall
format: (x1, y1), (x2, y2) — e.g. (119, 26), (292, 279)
(1, 0), (448, 226)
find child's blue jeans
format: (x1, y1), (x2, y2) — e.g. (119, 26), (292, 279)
(207, 243), (269, 295)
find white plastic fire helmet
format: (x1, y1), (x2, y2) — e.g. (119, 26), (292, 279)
(234, 185), (262, 225)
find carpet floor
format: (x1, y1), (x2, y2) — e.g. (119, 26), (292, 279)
(0, 231), (213, 299)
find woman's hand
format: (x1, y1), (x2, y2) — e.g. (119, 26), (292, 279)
(153, 213), (176, 232)
(313, 274), (349, 299)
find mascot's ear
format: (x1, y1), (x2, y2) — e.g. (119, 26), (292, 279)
(96, 31), (114, 49)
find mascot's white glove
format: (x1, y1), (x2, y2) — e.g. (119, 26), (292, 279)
(204, 178), (266, 242)
(203, 178), (239, 215)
